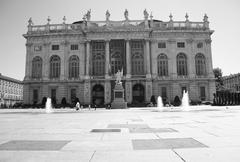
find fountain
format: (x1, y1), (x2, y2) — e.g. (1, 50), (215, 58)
(45, 97), (53, 113)
(181, 90), (190, 111)
(157, 96), (164, 110)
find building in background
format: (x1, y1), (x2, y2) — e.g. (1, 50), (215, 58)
(23, 10), (215, 105)
(223, 73), (240, 92)
(0, 73), (23, 107)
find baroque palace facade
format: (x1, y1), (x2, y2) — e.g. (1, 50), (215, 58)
(23, 10), (215, 105)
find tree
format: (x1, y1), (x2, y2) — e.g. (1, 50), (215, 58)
(213, 67), (224, 91)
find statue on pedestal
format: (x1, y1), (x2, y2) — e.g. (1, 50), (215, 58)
(115, 69), (123, 85)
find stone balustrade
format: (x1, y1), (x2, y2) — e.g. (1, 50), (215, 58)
(27, 19), (208, 34)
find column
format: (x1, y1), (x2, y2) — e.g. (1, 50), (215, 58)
(125, 81), (132, 103)
(126, 39), (131, 78)
(145, 81), (152, 102)
(104, 81), (111, 104)
(151, 40), (157, 78)
(145, 39), (151, 78)
(186, 38), (195, 78)
(205, 39), (214, 78)
(24, 43), (32, 81)
(167, 39), (177, 78)
(85, 40), (90, 78)
(43, 42), (50, 80)
(105, 40), (110, 78)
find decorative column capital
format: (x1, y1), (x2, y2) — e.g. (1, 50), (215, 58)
(205, 39), (212, 44)
(104, 39), (111, 42)
(61, 40), (69, 46)
(25, 43), (33, 47)
(43, 42), (51, 47)
(167, 39), (176, 44)
(186, 38), (194, 44)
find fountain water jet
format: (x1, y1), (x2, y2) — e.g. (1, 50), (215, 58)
(181, 90), (190, 111)
(45, 97), (53, 113)
(157, 96), (164, 110)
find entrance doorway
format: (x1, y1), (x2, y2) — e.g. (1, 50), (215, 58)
(92, 84), (104, 106)
(132, 84), (145, 105)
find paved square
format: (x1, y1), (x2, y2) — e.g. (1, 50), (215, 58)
(132, 138), (208, 150)
(0, 140), (70, 151)
(0, 107), (240, 161)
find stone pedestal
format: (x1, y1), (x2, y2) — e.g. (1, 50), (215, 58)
(111, 83), (127, 109)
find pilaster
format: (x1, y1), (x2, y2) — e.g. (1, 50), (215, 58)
(105, 39), (110, 78)
(126, 39), (131, 78)
(125, 81), (132, 103)
(145, 39), (151, 78)
(104, 81), (111, 104)
(83, 81), (91, 104)
(85, 40), (91, 78)
(145, 81), (152, 102)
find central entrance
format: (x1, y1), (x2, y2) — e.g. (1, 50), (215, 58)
(132, 84), (145, 105)
(92, 84), (104, 106)
(110, 40), (126, 75)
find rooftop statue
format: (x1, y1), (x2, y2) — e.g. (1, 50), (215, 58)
(86, 9), (91, 21)
(106, 10), (110, 21)
(143, 9), (149, 19)
(124, 9), (129, 20)
(115, 69), (123, 85)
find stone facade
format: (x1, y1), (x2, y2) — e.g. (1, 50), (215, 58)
(223, 73), (240, 92)
(0, 73), (23, 107)
(23, 11), (216, 105)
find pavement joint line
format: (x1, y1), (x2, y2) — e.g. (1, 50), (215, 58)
(172, 149), (186, 162)
(100, 133), (104, 140)
(89, 150), (96, 162)
(154, 133), (162, 139)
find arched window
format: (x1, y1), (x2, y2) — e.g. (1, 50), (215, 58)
(32, 56), (42, 78)
(177, 53), (188, 76)
(132, 52), (144, 75)
(195, 53), (206, 76)
(111, 51), (123, 74)
(92, 53), (105, 76)
(157, 54), (168, 76)
(69, 55), (79, 78)
(50, 55), (61, 78)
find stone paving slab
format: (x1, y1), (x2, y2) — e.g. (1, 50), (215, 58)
(107, 124), (150, 128)
(91, 129), (121, 133)
(91, 150), (182, 162)
(0, 150), (94, 162)
(0, 140), (71, 151)
(132, 138), (208, 150)
(129, 127), (177, 133)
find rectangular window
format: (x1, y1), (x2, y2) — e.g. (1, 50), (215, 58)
(33, 89), (38, 103)
(158, 42), (166, 48)
(197, 42), (203, 48)
(34, 46), (42, 51)
(161, 87), (167, 98)
(200, 86), (206, 101)
(51, 89), (56, 99)
(181, 87), (187, 94)
(52, 45), (59, 50)
(177, 42), (185, 48)
(70, 89), (76, 103)
(71, 44), (78, 50)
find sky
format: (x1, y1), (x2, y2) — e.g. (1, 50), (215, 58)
(0, 0), (240, 80)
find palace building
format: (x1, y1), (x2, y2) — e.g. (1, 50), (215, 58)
(23, 10), (216, 105)
(0, 73), (23, 107)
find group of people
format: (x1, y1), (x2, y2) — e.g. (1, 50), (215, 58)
(75, 102), (97, 111)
